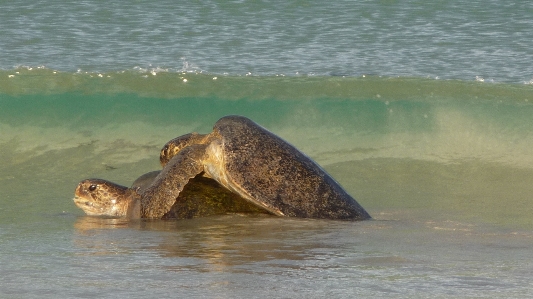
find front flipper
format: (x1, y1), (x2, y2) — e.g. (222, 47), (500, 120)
(140, 144), (207, 218)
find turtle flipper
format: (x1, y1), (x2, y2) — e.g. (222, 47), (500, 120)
(140, 144), (208, 218)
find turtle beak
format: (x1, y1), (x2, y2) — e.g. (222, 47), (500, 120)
(72, 196), (102, 216)
(73, 195), (92, 209)
(74, 182), (85, 197)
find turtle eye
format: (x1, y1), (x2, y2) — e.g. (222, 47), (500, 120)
(161, 144), (169, 154)
(88, 184), (98, 192)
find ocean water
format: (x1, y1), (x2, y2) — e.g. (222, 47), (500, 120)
(1, 1), (533, 298)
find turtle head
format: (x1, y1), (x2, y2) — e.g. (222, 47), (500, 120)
(160, 132), (208, 167)
(74, 179), (135, 218)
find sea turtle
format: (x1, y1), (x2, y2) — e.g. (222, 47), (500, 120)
(74, 115), (370, 220)
(74, 171), (269, 219)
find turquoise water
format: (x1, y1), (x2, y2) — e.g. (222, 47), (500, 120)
(1, 1), (533, 298)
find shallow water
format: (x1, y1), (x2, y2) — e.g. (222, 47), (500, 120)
(1, 0), (533, 298)
(2, 214), (533, 298)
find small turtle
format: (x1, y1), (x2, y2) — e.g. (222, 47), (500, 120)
(74, 171), (269, 219)
(74, 115), (370, 220)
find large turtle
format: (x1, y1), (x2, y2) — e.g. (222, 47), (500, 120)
(74, 115), (370, 220)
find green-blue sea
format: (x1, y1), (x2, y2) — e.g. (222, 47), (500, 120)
(1, 1), (532, 298)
